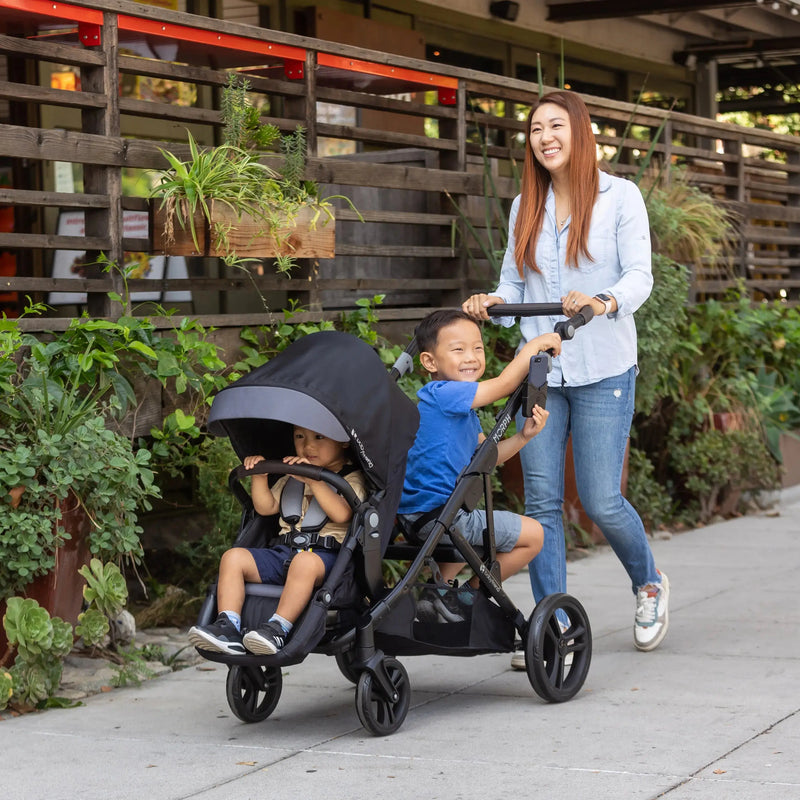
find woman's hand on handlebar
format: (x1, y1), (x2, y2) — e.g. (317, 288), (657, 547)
(561, 290), (597, 317)
(462, 293), (504, 321)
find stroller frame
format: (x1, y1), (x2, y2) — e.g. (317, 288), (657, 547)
(193, 304), (594, 735)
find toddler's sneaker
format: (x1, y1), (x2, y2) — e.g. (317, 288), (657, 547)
(243, 621), (287, 655)
(634, 570), (670, 651)
(188, 613), (246, 655)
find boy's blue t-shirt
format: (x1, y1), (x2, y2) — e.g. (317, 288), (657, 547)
(398, 380), (481, 514)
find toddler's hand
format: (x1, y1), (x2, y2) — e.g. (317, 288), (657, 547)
(538, 332), (562, 356)
(282, 455), (315, 484)
(243, 454), (265, 470)
(521, 405), (549, 439)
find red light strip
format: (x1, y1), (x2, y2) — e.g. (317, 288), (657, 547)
(318, 53), (457, 89)
(117, 14), (306, 61)
(0, 0), (457, 89)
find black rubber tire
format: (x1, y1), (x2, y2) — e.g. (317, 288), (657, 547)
(525, 593), (592, 703)
(355, 657), (410, 736)
(225, 664), (283, 723)
(335, 648), (361, 684)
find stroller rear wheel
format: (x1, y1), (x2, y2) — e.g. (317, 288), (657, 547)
(226, 664), (283, 722)
(355, 657), (410, 736)
(525, 593), (592, 703)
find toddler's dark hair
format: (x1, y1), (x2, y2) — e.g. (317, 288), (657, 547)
(415, 308), (480, 353)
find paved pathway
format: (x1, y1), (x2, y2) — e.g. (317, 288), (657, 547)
(2, 488), (799, 800)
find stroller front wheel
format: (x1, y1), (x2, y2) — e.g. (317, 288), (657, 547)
(355, 656), (410, 736)
(525, 593), (592, 703)
(226, 664), (283, 722)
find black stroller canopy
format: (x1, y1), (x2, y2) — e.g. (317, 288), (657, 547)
(208, 330), (419, 489)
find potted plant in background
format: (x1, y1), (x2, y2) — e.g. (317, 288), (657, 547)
(0, 307), (160, 662)
(150, 73), (356, 273)
(0, 559), (131, 711)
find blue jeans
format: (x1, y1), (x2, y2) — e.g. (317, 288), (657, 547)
(517, 366), (658, 599)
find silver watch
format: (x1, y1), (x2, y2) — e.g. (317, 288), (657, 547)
(594, 293), (613, 315)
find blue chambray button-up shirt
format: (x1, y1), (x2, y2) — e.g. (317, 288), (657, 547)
(491, 170), (653, 387)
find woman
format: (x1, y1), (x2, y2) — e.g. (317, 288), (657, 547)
(462, 91), (669, 662)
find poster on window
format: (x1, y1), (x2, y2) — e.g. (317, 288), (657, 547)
(48, 210), (192, 306)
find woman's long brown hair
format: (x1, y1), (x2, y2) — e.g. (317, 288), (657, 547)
(514, 91), (599, 277)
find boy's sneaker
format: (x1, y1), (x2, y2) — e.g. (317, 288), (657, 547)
(188, 613), (246, 656)
(243, 621), (287, 655)
(634, 571), (670, 651)
(416, 588), (465, 624)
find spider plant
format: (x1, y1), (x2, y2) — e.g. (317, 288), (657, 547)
(151, 74), (359, 274)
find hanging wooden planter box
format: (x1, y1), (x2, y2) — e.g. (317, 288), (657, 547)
(150, 202), (335, 259)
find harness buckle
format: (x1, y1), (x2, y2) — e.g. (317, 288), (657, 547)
(289, 531), (313, 549)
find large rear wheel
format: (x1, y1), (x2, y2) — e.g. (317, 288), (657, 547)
(525, 593), (591, 703)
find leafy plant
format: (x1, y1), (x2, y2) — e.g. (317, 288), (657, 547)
(80, 558), (128, 620)
(0, 297), (236, 601)
(151, 73), (358, 275)
(110, 647), (155, 688)
(2, 597), (74, 709)
(640, 166), (736, 281)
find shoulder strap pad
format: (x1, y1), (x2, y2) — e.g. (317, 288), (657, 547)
(279, 476), (328, 533)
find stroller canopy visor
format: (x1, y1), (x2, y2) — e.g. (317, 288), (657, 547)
(208, 331), (419, 490)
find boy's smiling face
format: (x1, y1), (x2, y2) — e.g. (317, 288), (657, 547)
(420, 318), (486, 382)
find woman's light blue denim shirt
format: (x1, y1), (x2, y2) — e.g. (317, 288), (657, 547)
(491, 170), (653, 387)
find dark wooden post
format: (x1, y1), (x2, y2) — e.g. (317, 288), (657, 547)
(722, 133), (747, 299)
(438, 81), (468, 306)
(80, 11), (123, 318)
(787, 150), (800, 303)
(284, 50), (320, 311)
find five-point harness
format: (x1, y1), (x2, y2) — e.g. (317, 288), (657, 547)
(273, 465), (356, 552)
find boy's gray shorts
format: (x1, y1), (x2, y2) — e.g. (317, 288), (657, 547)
(401, 508), (522, 553)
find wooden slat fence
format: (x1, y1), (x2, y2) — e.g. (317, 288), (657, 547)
(0, 0), (799, 333)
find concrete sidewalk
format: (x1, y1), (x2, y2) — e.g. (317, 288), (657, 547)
(2, 489), (800, 800)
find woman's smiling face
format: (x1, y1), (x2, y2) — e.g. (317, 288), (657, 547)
(529, 102), (572, 175)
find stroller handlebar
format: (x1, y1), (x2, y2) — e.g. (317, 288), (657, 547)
(486, 302), (564, 317)
(487, 302), (595, 341)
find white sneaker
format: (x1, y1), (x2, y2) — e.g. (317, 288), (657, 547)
(634, 571), (670, 651)
(511, 617), (570, 670)
(510, 650), (526, 670)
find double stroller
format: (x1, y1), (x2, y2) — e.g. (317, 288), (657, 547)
(193, 303), (593, 735)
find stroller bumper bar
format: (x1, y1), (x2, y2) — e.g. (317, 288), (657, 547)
(233, 461), (361, 509)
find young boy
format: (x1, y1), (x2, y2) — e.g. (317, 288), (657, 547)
(188, 426), (365, 656)
(398, 308), (561, 604)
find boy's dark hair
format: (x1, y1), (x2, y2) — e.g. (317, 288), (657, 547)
(415, 308), (480, 353)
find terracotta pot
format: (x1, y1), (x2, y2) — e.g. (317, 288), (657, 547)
(501, 436), (629, 547)
(0, 494), (91, 666)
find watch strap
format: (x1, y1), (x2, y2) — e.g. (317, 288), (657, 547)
(594, 293), (613, 315)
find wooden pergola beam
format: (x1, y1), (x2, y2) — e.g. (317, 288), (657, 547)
(547, 0), (755, 23)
